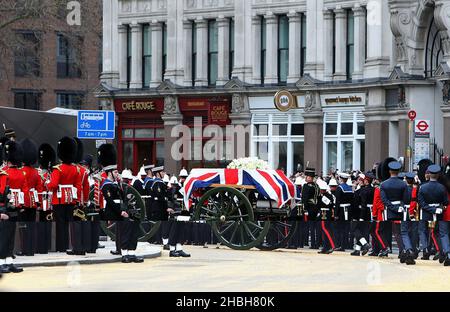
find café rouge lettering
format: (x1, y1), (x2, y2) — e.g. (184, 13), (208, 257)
(211, 105), (228, 121)
(122, 101), (156, 111)
(325, 96), (362, 105)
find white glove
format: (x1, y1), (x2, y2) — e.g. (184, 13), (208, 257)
(435, 208), (443, 214)
(398, 207), (404, 213)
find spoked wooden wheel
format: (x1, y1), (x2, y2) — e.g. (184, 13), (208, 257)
(257, 220), (298, 251)
(194, 187), (270, 250)
(90, 184), (161, 242)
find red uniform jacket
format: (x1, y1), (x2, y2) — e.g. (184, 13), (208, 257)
(372, 186), (385, 221)
(77, 165), (90, 205)
(47, 163), (81, 205)
(444, 193), (450, 221)
(5, 167), (29, 208)
(0, 170), (8, 208)
(22, 166), (40, 208)
(409, 186), (419, 217)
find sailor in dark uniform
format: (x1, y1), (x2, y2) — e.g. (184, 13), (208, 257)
(132, 166), (147, 196)
(301, 168), (320, 249)
(142, 162), (155, 221)
(334, 172), (354, 251)
(350, 173), (374, 256)
(418, 164), (449, 266)
(380, 161), (409, 223)
(399, 172), (418, 265)
(99, 144), (143, 263)
(147, 166), (168, 222)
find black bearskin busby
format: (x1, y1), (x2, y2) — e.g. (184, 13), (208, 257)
(38, 143), (56, 170)
(73, 137), (84, 164)
(21, 138), (38, 166)
(57, 137), (77, 164)
(4, 141), (24, 166)
(417, 159), (433, 183)
(97, 144), (117, 171)
(377, 157), (397, 182)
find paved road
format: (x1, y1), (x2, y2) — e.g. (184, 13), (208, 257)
(1, 246), (449, 292)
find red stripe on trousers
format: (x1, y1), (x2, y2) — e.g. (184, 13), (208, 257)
(375, 222), (386, 249)
(431, 230), (440, 252)
(321, 221), (335, 249)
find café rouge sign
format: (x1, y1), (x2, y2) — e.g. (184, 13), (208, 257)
(121, 100), (156, 111)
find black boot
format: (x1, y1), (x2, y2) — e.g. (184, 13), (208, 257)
(177, 250), (191, 258)
(405, 250), (416, 265)
(399, 251), (407, 264)
(361, 244), (371, 256)
(368, 250), (379, 257)
(378, 249), (389, 258)
(318, 249), (332, 254)
(421, 249), (430, 260)
(350, 250), (361, 256)
(439, 252), (446, 264)
(444, 254), (450, 267)
(169, 250), (180, 257)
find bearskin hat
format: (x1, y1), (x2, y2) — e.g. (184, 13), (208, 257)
(417, 159), (433, 183)
(57, 137), (77, 164)
(97, 144), (117, 171)
(376, 157), (397, 182)
(4, 141), (24, 166)
(20, 138), (38, 166)
(73, 137), (84, 164)
(38, 143), (56, 170)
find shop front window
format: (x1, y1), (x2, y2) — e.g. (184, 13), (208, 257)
(273, 141), (287, 171)
(341, 141), (353, 171)
(327, 142), (337, 173)
(156, 141), (165, 166)
(122, 141), (134, 170)
(293, 142), (304, 173)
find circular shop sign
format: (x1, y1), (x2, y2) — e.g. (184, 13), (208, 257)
(274, 90), (297, 112)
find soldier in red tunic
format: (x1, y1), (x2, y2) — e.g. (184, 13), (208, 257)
(46, 137), (81, 253)
(36, 143), (56, 254)
(17, 139), (40, 256)
(1, 140), (25, 273)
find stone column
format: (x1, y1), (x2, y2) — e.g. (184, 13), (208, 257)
(353, 5), (366, 80)
(195, 18), (208, 87)
(334, 8), (347, 81)
(164, 0), (184, 83)
(217, 16), (230, 86)
(183, 20), (193, 87)
(251, 15), (262, 85)
(323, 10), (334, 81)
(130, 23), (143, 89)
(162, 95), (183, 175)
(287, 12), (301, 84)
(229, 94), (252, 159)
(264, 13), (278, 85)
(364, 88), (389, 170)
(150, 21), (163, 88)
(101, 0), (120, 87)
(303, 92), (323, 171)
(118, 24), (128, 88)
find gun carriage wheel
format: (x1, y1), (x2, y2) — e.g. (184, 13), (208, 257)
(193, 186), (270, 250)
(90, 184), (161, 242)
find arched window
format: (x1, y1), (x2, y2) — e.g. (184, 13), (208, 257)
(425, 17), (443, 78)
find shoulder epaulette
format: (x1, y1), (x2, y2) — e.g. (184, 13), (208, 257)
(0, 170), (8, 176)
(53, 164), (62, 172)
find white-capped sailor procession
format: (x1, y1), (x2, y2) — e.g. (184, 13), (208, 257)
(1, 122), (450, 280)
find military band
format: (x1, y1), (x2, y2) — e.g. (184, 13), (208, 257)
(1, 124), (450, 277)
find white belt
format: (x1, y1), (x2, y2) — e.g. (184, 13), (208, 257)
(429, 204), (441, 207)
(391, 201), (402, 205)
(113, 200), (121, 204)
(141, 196), (152, 199)
(367, 204), (373, 208)
(340, 204), (351, 207)
(341, 204), (350, 221)
(405, 205), (410, 209)
(321, 208), (330, 211)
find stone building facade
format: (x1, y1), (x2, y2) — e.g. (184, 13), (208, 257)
(98, 0), (450, 176)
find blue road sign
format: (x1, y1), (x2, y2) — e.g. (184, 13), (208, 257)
(77, 110), (115, 139)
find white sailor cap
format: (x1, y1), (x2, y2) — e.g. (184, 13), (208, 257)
(121, 169), (134, 180)
(339, 172), (351, 179)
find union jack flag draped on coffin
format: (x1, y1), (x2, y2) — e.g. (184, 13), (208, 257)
(180, 169), (296, 210)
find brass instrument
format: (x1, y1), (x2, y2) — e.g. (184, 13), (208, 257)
(73, 207), (87, 222)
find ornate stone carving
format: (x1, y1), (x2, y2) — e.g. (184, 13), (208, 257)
(399, 12), (411, 25)
(164, 95), (180, 115)
(443, 80), (450, 105)
(395, 38), (407, 62)
(304, 91), (315, 112)
(231, 94), (245, 114)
